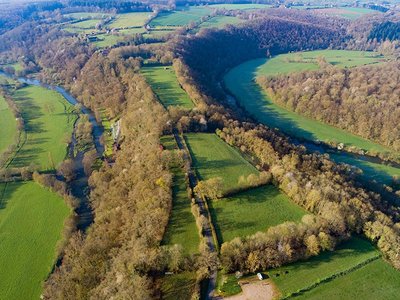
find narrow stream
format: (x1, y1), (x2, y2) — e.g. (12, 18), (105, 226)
(0, 71), (104, 230)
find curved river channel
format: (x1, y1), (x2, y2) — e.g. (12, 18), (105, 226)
(1, 71), (104, 230)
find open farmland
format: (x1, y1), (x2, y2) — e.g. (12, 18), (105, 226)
(109, 12), (150, 28)
(312, 7), (377, 19)
(149, 6), (211, 27)
(159, 271), (197, 300)
(208, 3), (271, 10)
(0, 182), (70, 300)
(142, 66), (194, 109)
(64, 12), (111, 20)
(198, 16), (245, 29)
(68, 18), (100, 29)
(209, 185), (305, 244)
(184, 133), (259, 193)
(161, 136), (199, 255)
(0, 93), (17, 156)
(8, 84), (75, 170)
(224, 50), (399, 186)
(293, 258), (400, 299)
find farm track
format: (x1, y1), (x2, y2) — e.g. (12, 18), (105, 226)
(173, 130), (218, 299)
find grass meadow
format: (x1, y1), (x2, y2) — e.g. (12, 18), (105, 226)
(184, 133), (258, 193)
(208, 3), (271, 10)
(198, 16), (245, 29)
(109, 12), (150, 28)
(9, 85), (75, 170)
(0, 94), (17, 156)
(209, 185), (305, 244)
(142, 66), (194, 109)
(224, 50), (399, 185)
(159, 271), (197, 300)
(149, 6), (211, 27)
(161, 136), (199, 255)
(0, 182), (70, 300)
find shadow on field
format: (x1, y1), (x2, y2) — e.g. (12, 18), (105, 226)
(0, 182), (22, 210)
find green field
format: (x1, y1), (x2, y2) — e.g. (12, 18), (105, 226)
(142, 66), (194, 109)
(269, 237), (380, 298)
(109, 12), (150, 28)
(0, 94), (17, 156)
(208, 3), (271, 10)
(160, 272), (197, 300)
(0, 182), (70, 300)
(150, 6), (211, 27)
(294, 258), (400, 299)
(209, 185), (305, 244)
(9, 85), (75, 170)
(312, 7), (377, 19)
(224, 50), (399, 185)
(69, 18), (100, 29)
(161, 136), (199, 254)
(184, 133), (258, 193)
(64, 12), (111, 20)
(198, 16), (245, 29)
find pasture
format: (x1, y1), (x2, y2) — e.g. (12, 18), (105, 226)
(142, 66), (194, 109)
(312, 7), (377, 19)
(0, 94), (17, 156)
(109, 12), (150, 28)
(0, 182), (70, 300)
(294, 258), (400, 299)
(209, 185), (305, 244)
(69, 18), (100, 29)
(160, 272), (197, 300)
(184, 133), (258, 193)
(208, 3), (271, 10)
(161, 136), (199, 254)
(198, 16), (245, 29)
(9, 84), (75, 170)
(224, 50), (399, 185)
(64, 12), (111, 20)
(149, 6), (211, 27)
(269, 237), (379, 297)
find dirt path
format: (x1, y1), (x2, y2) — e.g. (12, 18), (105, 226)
(225, 280), (277, 300)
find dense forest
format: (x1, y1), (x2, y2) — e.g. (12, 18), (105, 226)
(257, 60), (400, 153)
(369, 21), (400, 41)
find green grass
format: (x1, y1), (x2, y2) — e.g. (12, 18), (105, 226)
(268, 237), (380, 297)
(118, 27), (146, 35)
(141, 66), (194, 109)
(0, 94), (17, 156)
(150, 6), (211, 27)
(209, 185), (305, 244)
(69, 18), (100, 29)
(109, 12), (150, 28)
(198, 16), (245, 29)
(184, 133), (258, 193)
(92, 34), (126, 48)
(216, 272), (242, 297)
(9, 85), (75, 170)
(294, 258), (400, 299)
(0, 182), (70, 300)
(208, 3), (271, 10)
(224, 50), (399, 185)
(312, 7), (378, 19)
(64, 12), (111, 20)
(161, 136), (199, 255)
(160, 272), (197, 300)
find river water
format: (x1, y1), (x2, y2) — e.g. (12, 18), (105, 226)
(1, 71), (104, 230)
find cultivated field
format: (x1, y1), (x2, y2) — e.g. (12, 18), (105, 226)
(184, 133), (259, 193)
(9, 85), (75, 170)
(209, 185), (305, 244)
(149, 6), (211, 27)
(294, 258), (400, 299)
(269, 237), (380, 298)
(198, 16), (245, 29)
(109, 12), (150, 28)
(224, 50), (399, 185)
(161, 136), (199, 255)
(0, 93), (17, 156)
(208, 3), (271, 10)
(0, 182), (70, 300)
(142, 66), (194, 109)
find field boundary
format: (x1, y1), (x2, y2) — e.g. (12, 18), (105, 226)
(280, 254), (381, 299)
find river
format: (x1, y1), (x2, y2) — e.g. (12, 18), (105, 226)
(0, 71), (104, 230)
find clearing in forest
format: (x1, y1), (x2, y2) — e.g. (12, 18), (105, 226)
(149, 6), (211, 27)
(8, 84), (75, 170)
(0, 182), (70, 300)
(197, 16), (245, 30)
(109, 12), (150, 28)
(184, 133), (258, 193)
(159, 271), (198, 300)
(209, 185), (305, 244)
(160, 136), (199, 255)
(142, 66), (194, 109)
